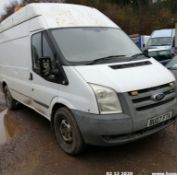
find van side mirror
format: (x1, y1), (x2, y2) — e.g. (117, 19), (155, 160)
(39, 57), (52, 77)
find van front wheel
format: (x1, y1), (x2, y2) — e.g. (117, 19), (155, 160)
(4, 86), (17, 110)
(53, 107), (85, 155)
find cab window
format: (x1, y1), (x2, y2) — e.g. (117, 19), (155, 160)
(31, 32), (42, 73)
(31, 32), (61, 83)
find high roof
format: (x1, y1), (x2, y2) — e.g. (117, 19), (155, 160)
(0, 3), (118, 33)
(151, 29), (175, 38)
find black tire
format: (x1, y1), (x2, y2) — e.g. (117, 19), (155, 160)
(53, 107), (85, 155)
(4, 86), (17, 110)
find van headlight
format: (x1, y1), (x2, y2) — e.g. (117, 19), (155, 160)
(89, 84), (122, 114)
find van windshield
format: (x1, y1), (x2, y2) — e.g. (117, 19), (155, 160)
(51, 27), (141, 64)
(147, 37), (172, 46)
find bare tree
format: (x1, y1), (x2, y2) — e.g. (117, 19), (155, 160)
(1, 3), (17, 22)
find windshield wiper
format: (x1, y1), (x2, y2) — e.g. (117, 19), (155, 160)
(87, 55), (126, 65)
(128, 53), (146, 61)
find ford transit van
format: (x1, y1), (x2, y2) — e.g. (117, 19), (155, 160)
(144, 29), (175, 65)
(0, 3), (177, 155)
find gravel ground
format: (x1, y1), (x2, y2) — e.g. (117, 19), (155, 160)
(0, 91), (177, 175)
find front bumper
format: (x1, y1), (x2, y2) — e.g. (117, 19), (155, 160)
(72, 100), (177, 146)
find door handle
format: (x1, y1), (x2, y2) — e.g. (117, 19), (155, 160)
(29, 73), (33, 80)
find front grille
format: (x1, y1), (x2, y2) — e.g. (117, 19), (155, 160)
(129, 83), (176, 111)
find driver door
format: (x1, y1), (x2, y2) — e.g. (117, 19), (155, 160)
(30, 31), (60, 117)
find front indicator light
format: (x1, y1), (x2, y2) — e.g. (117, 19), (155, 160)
(130, 91), (139, 96)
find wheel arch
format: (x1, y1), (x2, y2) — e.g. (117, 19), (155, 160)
(51, 103), (71, 130)
(50, 97), (75, 128)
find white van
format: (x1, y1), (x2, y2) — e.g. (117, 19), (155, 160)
(145, 29), (175, 65)
(0, 3), (177, 155)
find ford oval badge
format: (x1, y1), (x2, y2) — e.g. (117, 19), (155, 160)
(151, 93), (165, 102)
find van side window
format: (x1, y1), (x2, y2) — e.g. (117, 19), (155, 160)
(31, 32), (62, 83)
(31, 33), (42, 73)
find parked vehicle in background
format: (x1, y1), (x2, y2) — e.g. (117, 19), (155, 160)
(166, 55), (177, 78)
(129, 34), (150, 49)
(143, 29), (175, 65)
(0, 3), (177, 155)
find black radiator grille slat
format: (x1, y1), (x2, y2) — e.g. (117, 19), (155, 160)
(129, 83), (176, 111)
(138, 84), (170, 93)
(132, 96), (151, 103)
(136, 97), (175, 111)
(164, 89), (175, 95)
(110, 61), (151, 69)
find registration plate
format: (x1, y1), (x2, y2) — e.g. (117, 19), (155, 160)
(147, 112), (173, 127)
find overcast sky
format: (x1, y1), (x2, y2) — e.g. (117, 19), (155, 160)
(0, 0), (22, 16)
